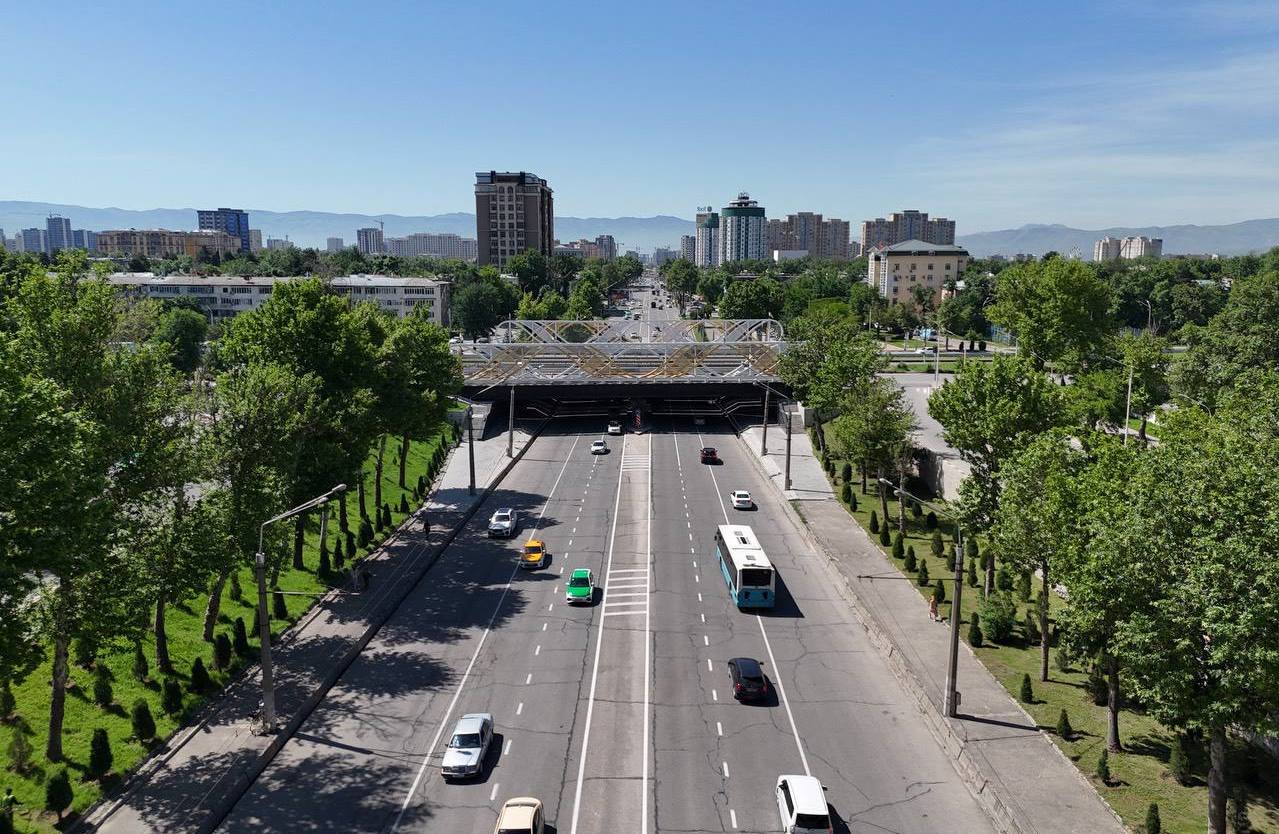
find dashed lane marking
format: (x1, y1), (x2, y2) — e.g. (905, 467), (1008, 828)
(730, 809), (738, 829)
(516, 702), (524, 716)
(490, 783), (500, 801)
(722, 761), (730, 779)
(525, 673), (532, 685)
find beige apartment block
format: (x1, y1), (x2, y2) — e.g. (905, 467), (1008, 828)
(867, 240), (969, 306)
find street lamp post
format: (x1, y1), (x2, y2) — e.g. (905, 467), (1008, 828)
(880, 478), (963, 718)
(466, 405), (477, 496)
(783, 408), (793, 491)
(253, 483), (347, 734)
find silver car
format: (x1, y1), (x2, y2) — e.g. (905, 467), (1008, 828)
(441, 713), (494, 780)
(488, 508), (517, 538)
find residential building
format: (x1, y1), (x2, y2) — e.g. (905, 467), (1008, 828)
(849, 240), (863, 258)
(265, 238), (294, 251)
(96, 229), (241, 259)
(861, 209), (956, 250)
(867, 240), (970, 305)
(384, 232), (478, 260)
(327, 237), (345, 252)
(773, 250), (809, 262)
(46, 215), (73, 253)
(1093, 236), (1122, 261)
(694, 208), (719, 268)
(107, 273), (451, 326)
(719, 193), (766, 263)
(680, 235), (696, 262)
(653, 247), (676, 266)
(553, 240), (596, 259)
(1119, 236), (1162, 260)
(823, 218), (851, 261)
(0, 228), (5, 249)
(475, 170), (554, 268)
(595, 234), (617, 261)
(249, 229), (263, 253)
(356, 227), (385, 255)
(765, 218), (788, 253)
(762, 212), (852, 260)
(197, 208), (251, 253)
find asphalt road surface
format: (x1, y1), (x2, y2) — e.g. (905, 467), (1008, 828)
(217, 417), (995, 834)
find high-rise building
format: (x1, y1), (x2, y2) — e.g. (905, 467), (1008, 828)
(653, 247), (677, 266)
(720, 193), (767, 263)
(384, 232), (478, 261)
(765, 218), (788, 253)
(266, 238), (294, 251)
(694, 208), (720, 268)
(96, 229), (239, 259)
(327, 237), (345, 252)
(18, 228), (47, 254)
(71, 229), (98, 251)
(766, 212), (853, 260)
(249, 229), (263, 254)
(356, 227), (385, 255)
(1095, 235), (1162, 261)
(680, 235), (696, 262)
(475, 171), (554, 268)
(861, 210), (955, 250)
(594, 234), (617, 261)
(46, 215), (73, 253)
(822, 218), (851, 261)
(197, 208), (251, 253)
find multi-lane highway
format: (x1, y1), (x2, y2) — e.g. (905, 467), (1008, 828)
(217, 416), (995, 834)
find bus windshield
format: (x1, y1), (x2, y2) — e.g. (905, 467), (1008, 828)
(740, 567), (772, 587)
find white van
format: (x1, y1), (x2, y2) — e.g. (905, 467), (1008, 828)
(776, 774), (832, 833)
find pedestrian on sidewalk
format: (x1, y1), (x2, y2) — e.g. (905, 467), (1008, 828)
(928, 595), (939, 622)
(2, 786), (19, 822)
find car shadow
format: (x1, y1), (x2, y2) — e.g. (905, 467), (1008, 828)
(757, 572), (805, 620)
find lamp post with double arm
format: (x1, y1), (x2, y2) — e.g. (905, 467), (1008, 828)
(253, 483), (347, 734)
(880, 478), (964, 717)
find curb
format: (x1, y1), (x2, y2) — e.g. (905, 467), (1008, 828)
(725, 414), (1033, 834)
(80, 423), (546, 834)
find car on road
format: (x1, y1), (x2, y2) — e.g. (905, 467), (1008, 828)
(488, 508), (518, 538)
(591, 440), (609, 454)
(520, 539), (548, 569)
(776, 774), (832, 833)
(730, 490), (753, 510)
(727, 657), (769, 701)
(607, 421), (623, 435)
(441, 713), (493, 780)
(699, 447), (719, 464)
(565, 568), (594, 604)
(492, 796), (545, 834)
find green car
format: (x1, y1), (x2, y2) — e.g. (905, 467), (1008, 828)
(565, 568), (594, 605)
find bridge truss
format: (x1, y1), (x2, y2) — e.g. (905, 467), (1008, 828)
(461, 319), (787, 386)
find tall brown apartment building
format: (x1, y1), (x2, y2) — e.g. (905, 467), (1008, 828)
(765, 212), (853, 260)
(475, 171), (554, 268)
(861, 209), (955, 250)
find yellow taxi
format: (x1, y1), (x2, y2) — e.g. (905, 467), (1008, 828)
(520, 539), (549, 570)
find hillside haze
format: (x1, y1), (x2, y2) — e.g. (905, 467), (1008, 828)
(957, 219), (1279, 259)
(0, 201), (693, 253)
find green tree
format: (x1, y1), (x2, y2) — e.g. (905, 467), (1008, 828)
(831, 377), (915, 502)
(152, 306), (209, 373)
(45, 767), (72, 821)
(131, 698), (156, 741)
(987, 258), (1115, 374)
(89, 727), (113, 778)
(718, 276), (783, 319)
(663, 259), (700, 313)
(1170, 270), (1279, 408)
(928, 355), (1065, 591)
(452, 280), (513, 339)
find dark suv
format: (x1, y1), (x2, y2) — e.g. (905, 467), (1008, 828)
(728, 657), (769, 701)
(699, 447), (718, 464)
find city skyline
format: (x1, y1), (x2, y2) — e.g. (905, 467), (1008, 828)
(4, 2), (1278, 231)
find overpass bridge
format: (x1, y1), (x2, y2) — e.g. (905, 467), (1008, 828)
(459, 318), (789, 405)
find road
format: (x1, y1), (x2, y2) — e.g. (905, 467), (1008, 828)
(216, 417), (994, 834)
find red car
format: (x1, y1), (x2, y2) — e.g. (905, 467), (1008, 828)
(700, 447), (718, 464)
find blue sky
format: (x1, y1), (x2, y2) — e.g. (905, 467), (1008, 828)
(4, 0), (1278, 232)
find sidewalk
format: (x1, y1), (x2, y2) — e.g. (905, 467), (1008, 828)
(81, 421), (542, 834)
(736, 418), (1124, 834)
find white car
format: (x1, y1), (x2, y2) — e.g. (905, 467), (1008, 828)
(440, 713), (493, 780)
(730, 490), (754, 510)
(607, 421), (623, 435)
(776, 774), (832, 834)
(591, 440), (609, 455)
(492, 796), (545, 834)
(488, 508), (518, 538)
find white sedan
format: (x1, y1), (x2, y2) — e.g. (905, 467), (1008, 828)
(607, 421), (623, 435)
(591, 440), (609, 455)
(730, 490), (754, 509)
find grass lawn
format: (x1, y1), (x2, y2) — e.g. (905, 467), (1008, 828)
(820, 447), (1279, 834)
(1, 424), (457, 833)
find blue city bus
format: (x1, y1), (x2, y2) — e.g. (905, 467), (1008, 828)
(713, 524), (776, 609)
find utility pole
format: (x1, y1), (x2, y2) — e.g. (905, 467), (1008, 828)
(760, 387), (770, 454)
(783, 407), (793, 491)
(1123, 364), (1134, 447)
(507, 386), (516, 458)
(467, 406), (476, 496)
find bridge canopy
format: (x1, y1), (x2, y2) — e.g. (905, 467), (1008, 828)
(459, 319), (787, 388)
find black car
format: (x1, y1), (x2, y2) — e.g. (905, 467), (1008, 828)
(699, 447), (718, 464)
(727, 657), (769, 701)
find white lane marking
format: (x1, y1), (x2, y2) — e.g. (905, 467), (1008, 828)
(517, 702), (524, 715)
(712, 689), (718, 702)
(642, 430), (653, 834)
(717, 721), (723, 736)
(568, 539), (573, 547)
(608, 567), (647, 574)
(697, 592), (703, 602)
(699, 428), (813, 778)
(504, 739), (512, 755)
(730, 808), (738, 829)
(692, 560), (697, 568)
(542, 622), (547, 632)
(391, 433), (582, 831)
(548, 603), (554, 611)
(707, 658), (713, 671)
(687, 520), (691, 528)
(701, 613), (706, 623)
(570, 432), (633, 834)
(603, 600), (647, 608)
(756, 614), (811, 776)
(694, 574), (699, 583)
(690, 547), (695, 554)
(534, 645), (541, 656)
(553, 585), (559, 594)
(572, 527), (577, 534)
(603, 609), (644, 617)
(722, 761), (730, 779)
(560, 566), (565, 575)
(606, 591), (648, 598)
(525, 673), (532, 685)
(688, 532), (693, 541)
(490, 782), (500, 801)
(703, 635), (709, 646)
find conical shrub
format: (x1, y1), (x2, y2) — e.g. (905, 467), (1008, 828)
(229, 570), (243, 602)
(1019, 673), (1034, 703)
(93, 664), (114, 708)
(161, 678), (183, 715)
(131, 698), (156, 741)
(1056, 709), (1073, 740)
(213, 633), (232, 671)
(891, 532), (904, 560)
(1145, 803), (1160, 834)
(917, 559), (930, 586)
(45, 767), (72, 820)
(869, 511), (879, 534)
(189, 657), (212, 693)
(132, 642), (149, 682)
(89, 727), (113, 778)
(233, 617), (250, 657)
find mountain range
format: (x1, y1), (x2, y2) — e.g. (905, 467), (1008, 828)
(4, 201), (1279, 259)
(0, 201), (693, 254)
